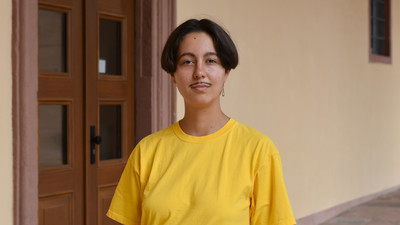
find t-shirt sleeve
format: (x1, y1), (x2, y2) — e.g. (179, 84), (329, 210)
(250, 144), (296, 225)
(107, 146), (142, 225)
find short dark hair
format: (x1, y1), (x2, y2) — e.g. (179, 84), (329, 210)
(161, 19), (239, 73)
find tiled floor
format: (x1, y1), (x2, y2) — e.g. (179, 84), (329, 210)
(319, 189), (400, 225)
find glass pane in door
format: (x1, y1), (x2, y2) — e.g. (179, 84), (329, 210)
(100, 105), (122, 160)
(39, 105), (68, 167)
(99, 19), (122, 75)
(39, 9), (67, 73)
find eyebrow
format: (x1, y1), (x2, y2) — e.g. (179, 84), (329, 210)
(177, 52), (218, 60)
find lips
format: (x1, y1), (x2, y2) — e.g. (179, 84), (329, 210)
(189, 81), (211, 88)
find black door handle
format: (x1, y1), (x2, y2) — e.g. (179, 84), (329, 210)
(90, 125), (102, 164)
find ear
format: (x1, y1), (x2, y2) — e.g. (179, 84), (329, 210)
(224, 69), (231, 82)
(170, 73), (176, 84)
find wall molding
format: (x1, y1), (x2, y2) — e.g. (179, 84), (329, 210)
(12, 0), (39, 224)
(134, 0), (177, 144)
(296, 185), (400, 225)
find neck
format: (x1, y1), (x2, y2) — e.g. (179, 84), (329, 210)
(180, 103), (229, 136)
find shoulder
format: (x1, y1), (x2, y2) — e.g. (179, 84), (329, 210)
(128, 123), (176, 159)
(233, 121), (269, 139)
(127, 123), (178, 166)
(230, 120), (282, 173)
(137, 123), (176, 147)
(231, 120), (278, 154)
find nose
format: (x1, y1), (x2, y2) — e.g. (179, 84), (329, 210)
(193, 62), (205, 79)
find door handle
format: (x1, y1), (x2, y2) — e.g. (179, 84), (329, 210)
(90, 125), (102, 164)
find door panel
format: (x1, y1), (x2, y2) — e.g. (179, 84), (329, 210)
(39, 0), (134, 224)
(39, 193), (73, 225)
(39, 104), (68, 167)
(98, 186), (120, 225)
(85, 0), (134, 224)
(38, 1), (84, 224)
(39, 9), (68, 73)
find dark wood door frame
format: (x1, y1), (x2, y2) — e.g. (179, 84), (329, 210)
(12, 0), (176, 224)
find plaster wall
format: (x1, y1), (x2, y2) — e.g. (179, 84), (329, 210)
(0, 0), (14, 224)
(176, 0), (400, 219)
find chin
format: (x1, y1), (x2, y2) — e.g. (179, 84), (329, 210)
(185, 97), (219, 108)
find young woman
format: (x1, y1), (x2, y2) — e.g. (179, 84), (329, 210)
(107, 19), (296, 225)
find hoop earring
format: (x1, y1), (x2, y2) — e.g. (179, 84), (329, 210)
(221, 85), (225, 97)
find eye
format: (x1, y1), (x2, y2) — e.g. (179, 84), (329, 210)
(206, 58), (217, 64)
(181, 59), (194, 65)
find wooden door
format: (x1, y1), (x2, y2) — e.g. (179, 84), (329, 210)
(38, 1), (85, 224)
(85, 0), (135, 224)
(38, 0), (135, 224)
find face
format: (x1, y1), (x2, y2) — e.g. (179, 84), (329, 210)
(171, 32), (230, 108)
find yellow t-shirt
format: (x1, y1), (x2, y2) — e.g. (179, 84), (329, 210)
(107, 118), (296, 225)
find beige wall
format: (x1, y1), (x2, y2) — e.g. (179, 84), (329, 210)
(0, 0), (13, 224)
(177, 0), (400, 219)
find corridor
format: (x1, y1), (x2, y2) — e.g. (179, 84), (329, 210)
(319, 189), (400, 225)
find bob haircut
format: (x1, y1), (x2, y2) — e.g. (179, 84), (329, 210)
(161, 19), (239, 74)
